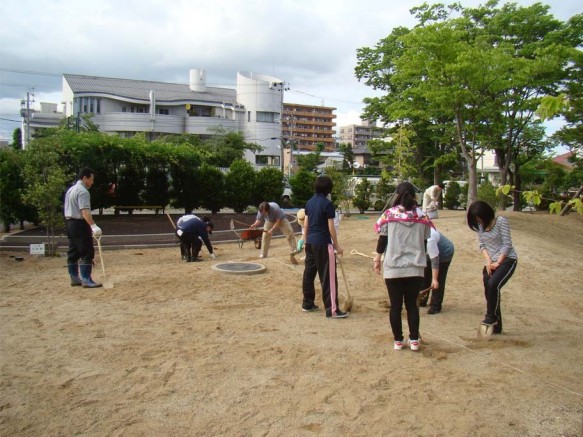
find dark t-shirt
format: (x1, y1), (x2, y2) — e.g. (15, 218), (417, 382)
(305, 193), (335, 246)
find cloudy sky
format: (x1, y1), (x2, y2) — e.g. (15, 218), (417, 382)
(0, 0), (581, 142)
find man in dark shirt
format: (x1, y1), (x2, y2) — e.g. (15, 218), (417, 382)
(176, 215), (217, 262)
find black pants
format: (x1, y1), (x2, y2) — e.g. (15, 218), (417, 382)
(420, 259), (452, 310)
(302, 243), (340, 315)
(385, 276), (423, 342)
(482, 258), (517, 333)
(66, 219), (94, 265)
(178, 231), (202, 261)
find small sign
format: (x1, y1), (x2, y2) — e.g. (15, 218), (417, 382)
(30, 243), (45, 255)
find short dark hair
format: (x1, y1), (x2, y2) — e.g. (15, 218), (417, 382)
(392, 182), (418, 210)
(314, 175), (333, 195)
(438, 182), (445, 189)
(78, 167), (94, 180)
(467, 200), (495, 232)
(202, 216), (214, 234)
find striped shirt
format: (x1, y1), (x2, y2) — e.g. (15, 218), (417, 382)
(478, 216), (517, 262)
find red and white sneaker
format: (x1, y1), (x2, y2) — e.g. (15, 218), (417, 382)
(408, 339), (420, 351)
(394, 340), (404, 351)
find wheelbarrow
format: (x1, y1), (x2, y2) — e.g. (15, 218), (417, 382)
(230, 220), (264, 249)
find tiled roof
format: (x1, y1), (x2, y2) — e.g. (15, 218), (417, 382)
(553, 151), (576, 169)
(63, 74), (238, 105)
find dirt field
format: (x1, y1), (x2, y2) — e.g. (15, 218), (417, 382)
(1, 210), (582, 436)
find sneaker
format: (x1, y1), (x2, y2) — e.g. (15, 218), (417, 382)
(302, 304), (319, 312)
(394, 340), (404, 351)
(427, 307), (440, 315)
(408, 339), (420, 351)
(326, 310), (348, 319)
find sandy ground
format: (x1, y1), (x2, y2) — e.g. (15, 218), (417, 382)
(1, 209), (582, 436)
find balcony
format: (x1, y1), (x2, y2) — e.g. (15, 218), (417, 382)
(93, 113), (184, 135)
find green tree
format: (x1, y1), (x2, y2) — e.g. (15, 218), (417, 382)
(0, 149), (27, 231)
(289, 169), (316, 208)
(224, 159), (256, 213)
(352, 178), (373, 213)
(253, 167), (285, 206)
(22, 140), (70, 256)
(198, 164), (225, 214)
(443, 181), (462, 210)
(12, 128), (22, 150)
(324, 167), (351, 211)
(337, 143), (355, 172)
(356, 2), (580, 206)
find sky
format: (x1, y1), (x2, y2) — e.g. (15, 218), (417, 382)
(0, 0), (581, 144)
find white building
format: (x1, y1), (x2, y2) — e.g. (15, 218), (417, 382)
(61, 69), (285, 168)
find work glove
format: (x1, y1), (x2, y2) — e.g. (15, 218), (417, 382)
(176, 229), (184, 237)
(297, 239), (304, 253)
(210, 253), (218, 260)
(91, 224), (102, 237)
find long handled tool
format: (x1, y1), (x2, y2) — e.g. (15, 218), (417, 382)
(416, 286), (432, 307)
(166, 213), (176, 230)
(337, 255), (353, 312)
(96, 236), (114, 289)
(350, 249), (375, 259)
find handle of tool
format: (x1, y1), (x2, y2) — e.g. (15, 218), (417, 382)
(96, 236), (107, 278)
(166, 213), (176, 230)
(337, 255), (351, 299)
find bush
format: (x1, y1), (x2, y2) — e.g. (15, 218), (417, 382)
(374, 199), (385, 211)
(443, 181), (461, 210)
(477, 181), (499, 210)
(352, 178), (373, 213)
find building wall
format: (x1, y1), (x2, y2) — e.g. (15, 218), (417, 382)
(59, 70), (284, 169)
(282, 103), (336, 151)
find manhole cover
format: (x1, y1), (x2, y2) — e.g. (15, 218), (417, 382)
(211, 262), (267, 275)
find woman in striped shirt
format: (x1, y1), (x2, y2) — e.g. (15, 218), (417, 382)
(467, 201), (518, 334)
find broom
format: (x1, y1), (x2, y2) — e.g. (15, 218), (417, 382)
(337, 255), (353, 312)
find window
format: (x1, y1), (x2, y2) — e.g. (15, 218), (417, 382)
(257, 111), (275, 122)
(255, 155), (269, 165)
(158, 108), (169, 115)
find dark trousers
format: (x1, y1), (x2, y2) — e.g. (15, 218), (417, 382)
(66, 219), (94, 265)
(420, 259), (452, 310)
(482, 258), (517, 332)
(179, 231), (202, 261)
(385, 276), (423, 341)
(302, 243), (340, 314)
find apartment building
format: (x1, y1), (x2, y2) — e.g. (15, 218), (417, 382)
(338, 120), (382, 148)
(281, 103), (336, 152)
(60, 69), (285, 168)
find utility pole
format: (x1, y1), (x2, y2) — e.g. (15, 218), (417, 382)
(20, 88), (35, 149)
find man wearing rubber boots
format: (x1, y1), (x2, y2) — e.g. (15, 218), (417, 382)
(64, 168), (102, 288)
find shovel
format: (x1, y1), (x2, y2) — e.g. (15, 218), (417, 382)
(96, 236), (114, 289)
(337, 255), (353, 312)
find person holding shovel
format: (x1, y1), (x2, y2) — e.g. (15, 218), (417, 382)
(298, 175), (348, 318)
(176, 216), (217, 262)
(249, 201), (298, 264)
(64, 167), (102, 288)
(373, 182), (437, 351)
